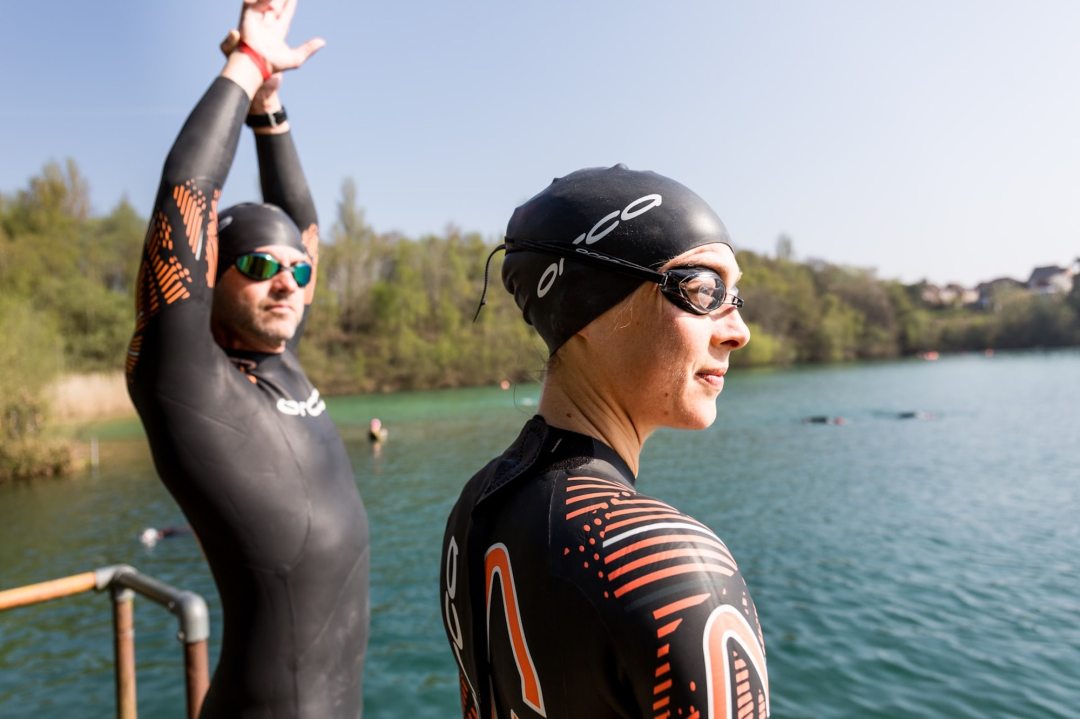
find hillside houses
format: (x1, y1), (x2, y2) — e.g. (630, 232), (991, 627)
(920, 282), (979, 306)
(918, 259), (1077, 309)
(1027, 264), (1076, 295)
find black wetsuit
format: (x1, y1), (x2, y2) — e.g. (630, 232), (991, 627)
(441, 417), (769, 719)
(127, 78), (369, 718)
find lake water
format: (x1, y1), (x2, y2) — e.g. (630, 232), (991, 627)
(1, 350), (1078, 718)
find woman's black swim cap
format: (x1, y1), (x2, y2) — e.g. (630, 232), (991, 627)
(216, 203), (307, 281)
(501, 164), (733, 354)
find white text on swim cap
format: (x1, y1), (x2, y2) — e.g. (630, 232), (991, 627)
(536, 194), (664, 298)
(537, 258), (564, 298)
(571, 194), (663, 246)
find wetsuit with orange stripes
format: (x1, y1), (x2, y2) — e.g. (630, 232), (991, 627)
(127, 77), (369, 718)
(441, 416), (769, 719)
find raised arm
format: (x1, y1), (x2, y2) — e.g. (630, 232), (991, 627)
(250, 79), (318, 232)
(240, 1), (323, 343)
(126, 70), (253, 387)
(127, 0), (324, 385)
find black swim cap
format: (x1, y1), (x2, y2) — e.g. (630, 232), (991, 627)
(216, 203), (307, 281)
(501, 164), (733, 354)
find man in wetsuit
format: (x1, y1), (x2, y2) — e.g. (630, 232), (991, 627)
(441, 166), (768, 718)
(127, 2), (368, 716)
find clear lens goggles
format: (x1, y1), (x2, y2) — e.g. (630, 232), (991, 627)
(503, 239), (744, 316)
(234, 252), (313, 288)
(659, 267), (743, 315)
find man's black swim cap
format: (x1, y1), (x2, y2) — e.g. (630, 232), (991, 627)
(502, 164), (733, 354)
(216, 203), (307, 281)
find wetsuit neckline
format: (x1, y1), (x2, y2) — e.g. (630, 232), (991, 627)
(225, 348), (288, 376)
(478, 415), (636, 504)
(534, 416), (636, 484)
(225, 348), (282, 363)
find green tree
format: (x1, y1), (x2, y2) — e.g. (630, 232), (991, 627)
(0, 296), (72, 481)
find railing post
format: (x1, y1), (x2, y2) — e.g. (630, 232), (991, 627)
(184, 640), (209, 719)
(111, 585), (137, 719)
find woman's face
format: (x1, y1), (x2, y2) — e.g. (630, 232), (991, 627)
(580, 242), (750, 433)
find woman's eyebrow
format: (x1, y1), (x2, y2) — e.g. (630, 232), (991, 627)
(703, 264), (742, 287)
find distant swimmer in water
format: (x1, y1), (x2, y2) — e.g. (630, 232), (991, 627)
(368, 418), (389, 445)
(803, 415), (847, 425)
(139, 526), (193, 547)
(896, 411), (936, 420)
(368, 418), (389, 460)
(369, 414), (390, 442)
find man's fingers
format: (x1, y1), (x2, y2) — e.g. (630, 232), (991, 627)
(220, 29), (241, 57)
(279, 0), (297, 25)
(293, 37), (326, 65)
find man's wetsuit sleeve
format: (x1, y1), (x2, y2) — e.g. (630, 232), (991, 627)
(126, 77), (248, 386)
(254, 131), (319, 348)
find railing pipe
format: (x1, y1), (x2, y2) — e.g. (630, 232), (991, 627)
(0, 571), (98, 610)
(108, 566), (210, 643)
(0, 565), (211, 719)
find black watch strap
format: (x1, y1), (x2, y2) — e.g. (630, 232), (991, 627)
(245, 108), (287, 128)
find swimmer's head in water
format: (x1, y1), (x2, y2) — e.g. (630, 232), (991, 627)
(501, 164), (733, 354)
(216, 203), (307, 282)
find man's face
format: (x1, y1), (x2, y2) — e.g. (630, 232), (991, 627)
(211, 244), (309, 353)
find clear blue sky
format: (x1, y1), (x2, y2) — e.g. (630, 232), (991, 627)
(3, 1), (1077, 286)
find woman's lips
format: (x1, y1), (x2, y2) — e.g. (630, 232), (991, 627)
(697, 368), (726, 389)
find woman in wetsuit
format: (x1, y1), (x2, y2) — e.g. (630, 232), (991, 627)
(441, 165), (769, 718)
(127, 2), (368, 717)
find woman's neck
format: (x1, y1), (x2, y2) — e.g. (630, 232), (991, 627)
(538, 363), (649, 476)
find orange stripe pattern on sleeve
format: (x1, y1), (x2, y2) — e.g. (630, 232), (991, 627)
(560, 476), (769, 719)
(126, 184), (218, 379)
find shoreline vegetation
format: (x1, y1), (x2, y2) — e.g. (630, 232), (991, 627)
(3, 160), (1079, 481)
(48, 372), (134, 424)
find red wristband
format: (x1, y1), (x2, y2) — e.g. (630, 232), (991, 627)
(236, 40), (272, 81)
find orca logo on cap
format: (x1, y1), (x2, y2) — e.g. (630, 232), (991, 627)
(571, 193), (662, 246)
(535, 193), (663, 298)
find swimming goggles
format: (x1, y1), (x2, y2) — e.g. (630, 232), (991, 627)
(504, 238), (743, 315)
(234, 252), (313, 288)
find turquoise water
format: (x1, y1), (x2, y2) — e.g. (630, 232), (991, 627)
(1, 350), (1078, 717)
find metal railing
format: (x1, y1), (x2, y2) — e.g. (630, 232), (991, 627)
(0, 565), (210, 719)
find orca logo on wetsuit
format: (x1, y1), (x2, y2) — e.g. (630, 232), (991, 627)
(276, 388), (327, 417)
(535, 193), (663, 298)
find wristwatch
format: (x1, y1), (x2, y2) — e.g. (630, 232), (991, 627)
(245, 108), (287, 128)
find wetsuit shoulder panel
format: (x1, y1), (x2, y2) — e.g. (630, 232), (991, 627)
(547, 475), (770, 718)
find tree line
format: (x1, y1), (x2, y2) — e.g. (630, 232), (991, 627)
(736, 240), (1080, 366)
(2, 160), (1078, 478)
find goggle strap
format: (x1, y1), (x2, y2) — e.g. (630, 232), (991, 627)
(498, 239), (746, 314)
(506, 238), (665, 285)
(473, 244), (507, 322)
